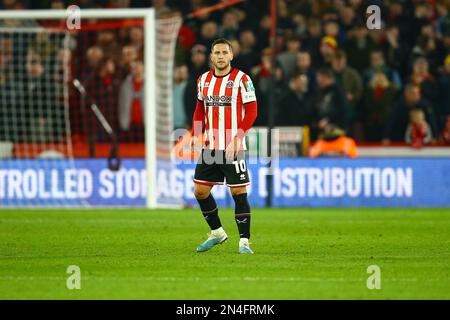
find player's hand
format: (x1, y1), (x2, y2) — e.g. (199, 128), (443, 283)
(225, 136), (241, 162)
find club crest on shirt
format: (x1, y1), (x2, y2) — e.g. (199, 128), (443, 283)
(204, 82), (210, 87)
(226, 80), (234, 88)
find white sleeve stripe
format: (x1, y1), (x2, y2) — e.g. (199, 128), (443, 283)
(240, 74), (256, 104)
(198, 72), (208, 101)
(232, 71), (245, 140)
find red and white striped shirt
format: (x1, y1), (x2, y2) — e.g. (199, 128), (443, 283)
(192, 68), (257, 150)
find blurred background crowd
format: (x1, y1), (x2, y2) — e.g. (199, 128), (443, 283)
(1, 0), (450, 147)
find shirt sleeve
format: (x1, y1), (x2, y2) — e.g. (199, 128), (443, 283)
(240, 74), (257, 104)
(191, 99), (205, 137)
(197, 75), (203, 101)
(237, 100), (257, 139)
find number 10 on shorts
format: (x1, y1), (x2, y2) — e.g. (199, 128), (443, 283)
(233, 160), (247, 173)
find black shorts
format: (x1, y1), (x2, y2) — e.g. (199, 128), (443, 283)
(193, 149), (250, 187)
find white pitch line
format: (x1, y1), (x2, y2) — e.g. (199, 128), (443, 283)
(0, 275), (439, 282)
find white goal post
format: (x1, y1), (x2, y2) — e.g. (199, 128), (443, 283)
(0, 8), (179, 209)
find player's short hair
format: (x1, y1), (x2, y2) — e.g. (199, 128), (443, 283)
(211, 38), (233, 52)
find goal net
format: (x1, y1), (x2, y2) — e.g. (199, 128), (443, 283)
(0, 9), (183, 208)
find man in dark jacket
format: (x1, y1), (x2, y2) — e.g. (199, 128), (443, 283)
(275, 73), (312, 126)
(183, 44), (209, 128)
(311, 67), (348, 138)
(383, 83), (438, 143)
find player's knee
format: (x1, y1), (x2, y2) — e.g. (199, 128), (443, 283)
(230, 186), (247, 197)
(194, 186), (211, 200)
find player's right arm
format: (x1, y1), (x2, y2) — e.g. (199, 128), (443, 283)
(190, 76), (205, 152)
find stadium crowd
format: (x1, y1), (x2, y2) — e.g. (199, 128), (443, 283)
(0, 0), (449, 147)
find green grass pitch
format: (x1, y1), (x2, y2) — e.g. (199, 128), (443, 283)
(0, 208), (449, 299)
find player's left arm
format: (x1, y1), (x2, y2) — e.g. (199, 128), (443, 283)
(226, 75), (258, 160)
(237, 75), (258, 140)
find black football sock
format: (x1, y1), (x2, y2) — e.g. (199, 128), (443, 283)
(197, 194), (222, 230)
(233, 193), (251, 239)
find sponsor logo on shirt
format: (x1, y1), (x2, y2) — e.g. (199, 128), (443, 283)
(204, 95), (232, 107)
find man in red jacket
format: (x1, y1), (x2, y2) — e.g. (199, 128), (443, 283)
(190, 38), (258, 254)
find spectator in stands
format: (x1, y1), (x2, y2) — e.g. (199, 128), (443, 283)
(172, 64), (188, 130)
(364, 50), (402, 89)
(383, 84), (437, 144)
(311, 67), (347, 138)
(184, 0), (217, 33)
(88, 57), (119, 142)
(119, 60), (144, 141)
(435, 1), (449, 37)
(405, 108), (433, 148)
(410, 2), (435, 47)
(255, 15), (271, 53)
(86, 46), (104, 69)
(291, 13), (307, 38)
(310, 124), (358, 158)
(295, 50), (316, 93)
(440, 28), (450, 72)
(277, 0), (295, 32)
(409, 57), (439, 108)
(96, 30), (121, 62)
(362, 71), (398, 142)
(119, 45), (138, 79)
(50, 0), (64, 9)
(382, 24), (409, 78)
(438, 54), (450, 130)
(344, 22), (377, 74)
(251, 48), (284, 97)
(302, 17), (322, 68)
(198, 20), (219, 49)
(439, 115), (450, 145)
(411, 23), (440, 73)
(250, 48), (284, 126)
(22, 49), (60, 143)
(331, 49), (363, 132)
(322, 7), (340, 22)
(277, 35), (301, 81)
(121, 45), (138, 66)
(129, 27), (144, 59)
(319, 35), (337, 67)
(228, 39), (246, 73)
(0, 0), (25, 10)
(55, 48), (72, 91)
(323, 19), (340, 41)
(239, 29), (259, 72)
(219, 10), (240, 40)
(83, 46), (104, 84)
(275, 73), (312, 126)
(339, 5), (357, 36)
(183, 44), (209, 128)
(152, 0), (171, 18)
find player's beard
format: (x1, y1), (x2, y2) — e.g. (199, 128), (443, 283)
(215, 61), (230, 71)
